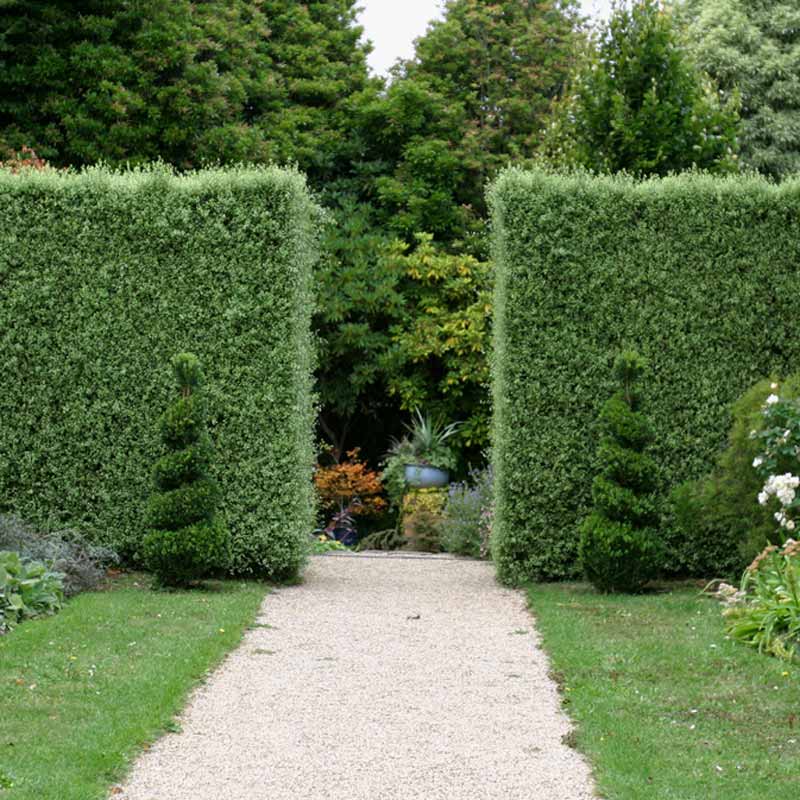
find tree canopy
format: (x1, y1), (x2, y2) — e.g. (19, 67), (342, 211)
(0, 0), (374, 179)
(541, 0), (740, 176)
(684, 0), (800, 181)
(315, 0), (583, 461)
(356, 0), (581, 251)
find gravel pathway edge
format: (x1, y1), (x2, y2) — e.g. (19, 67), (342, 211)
(116, 555), (597, 800)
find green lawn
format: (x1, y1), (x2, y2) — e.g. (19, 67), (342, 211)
(528, 583), (800, 800)
(0, 575), (266, 800)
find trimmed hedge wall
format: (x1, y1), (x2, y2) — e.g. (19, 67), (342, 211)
(489, 168), (800, 584)
(0, 165), (319, 579)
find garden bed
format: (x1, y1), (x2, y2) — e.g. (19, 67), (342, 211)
(0, 574), (266, 799)
(528, 583), (800, 799)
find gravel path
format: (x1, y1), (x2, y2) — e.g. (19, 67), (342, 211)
(116, 555), (596, 800)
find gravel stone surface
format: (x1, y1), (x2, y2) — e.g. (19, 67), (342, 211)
(116, 554), (596, 800)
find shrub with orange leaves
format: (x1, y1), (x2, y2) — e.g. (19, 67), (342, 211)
(314, 449), (387, 518)
(0, 146), (49, 172)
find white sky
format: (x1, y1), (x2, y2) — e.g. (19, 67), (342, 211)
(359, 1), (614, 76)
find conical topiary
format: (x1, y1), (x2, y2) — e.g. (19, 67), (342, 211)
(143, 353), (230, 585)
(579, 350), (660, 593)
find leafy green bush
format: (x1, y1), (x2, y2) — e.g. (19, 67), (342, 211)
(0, 551), (64, 634)
(579, 352), (660, 593)
(0, 515), (118, 597)
(440, 468), (493, 558)
(356, 528), (406, 552)
(0, 165), (318, 580)
(143, 354), (231, 586)
(722, 539), (800, 662)
(489, 168), (800, 584)
(669, 375), (800, 577)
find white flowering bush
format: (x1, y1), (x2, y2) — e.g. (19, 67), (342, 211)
(752, 383), (800, 535)
(718, 384), (800, 662)
(722, 539), (800, 662)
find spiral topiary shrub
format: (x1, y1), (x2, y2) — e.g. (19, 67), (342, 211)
(579, 351), (660, 593)
(143, 353), (230, 586)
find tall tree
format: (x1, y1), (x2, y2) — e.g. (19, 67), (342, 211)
(405, 0), (581, 213)
(358, 0), (581, 251)
(540, 0), (740, 176)
(684, 0), (800, 181)
(0, 0), (374, 179)
(316, 1), (582, 461)
(314, 200), (406, 462)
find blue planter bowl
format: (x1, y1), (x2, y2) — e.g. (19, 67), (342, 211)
(404, 463), (449, 489)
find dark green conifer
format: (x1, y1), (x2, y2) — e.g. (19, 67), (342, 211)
(143, 353), (230, 585)
(579, 350), (660, 593)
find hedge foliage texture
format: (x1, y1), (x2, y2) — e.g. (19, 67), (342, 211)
(489, 168), (800, 584)
(0, 165), (318, 579)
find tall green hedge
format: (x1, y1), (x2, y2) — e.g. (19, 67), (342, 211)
(489, 168), (800, 584)
(0, 165), (319, 580)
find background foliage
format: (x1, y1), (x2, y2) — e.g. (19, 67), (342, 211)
(685, 0), (800, 181)
(541, 0), (740, 176)
(0, 165), (318, 579)
(669, 375), (800, 578)
(315, 0), (582, 461)
(0, 0), (375, 181)
(490, 168), (800, 584)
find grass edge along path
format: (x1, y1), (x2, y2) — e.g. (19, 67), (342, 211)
(0, 575), (267, 800)
(527, 583), (800, 800)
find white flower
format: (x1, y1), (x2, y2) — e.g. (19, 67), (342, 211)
(753, 456), (764, 468)
(766, 394), (780, 405)
(750, 429), (758, 439)
(759, 473), (800, 509)
(785, 429), (792, 439)
(775, 511), (786, 524)
(772, 383), (779, 390)
(787, 520), (796, 532)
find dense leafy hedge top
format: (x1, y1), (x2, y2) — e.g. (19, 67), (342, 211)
(0, 164), (320, 579)
(489, 167), (800, 584)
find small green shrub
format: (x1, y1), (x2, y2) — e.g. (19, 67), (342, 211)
(405, 506), (442, 553)
(308, 534), (349, 555)
(401, 489), (446, 552)
(579, 352), (660, 593)
(143, 354), (231, 586)
(440, 468), (493, 558)
(669, 375), (800, 577)
(722, 539), (800, 662)
(0, 551), (64, 634)
(356, 528), (406, 552)
(0, 515), (118, 597)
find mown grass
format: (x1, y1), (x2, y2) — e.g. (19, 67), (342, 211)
(528, 583), (800, 800)
(0, 574), (266, 800)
